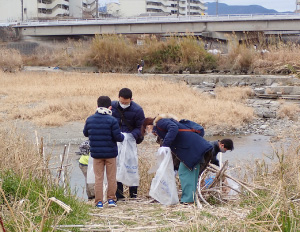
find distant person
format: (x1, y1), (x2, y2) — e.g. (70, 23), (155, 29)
(111, 88), (145, 200)
(140, 59), (145, 73)
(83, 96), (124, 208)
(137, 63), (143, 74)
(210, 139), (234, 166)
(141, 114), (213, 204)
(78, 140), (95, 201)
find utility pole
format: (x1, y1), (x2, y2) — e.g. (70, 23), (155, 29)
(21, 0), (24, 21)
(216, 0), (218, 15)
(177, 0), (179, 17)
(188, 0), (190, 16)
(96, 0), (99, 18)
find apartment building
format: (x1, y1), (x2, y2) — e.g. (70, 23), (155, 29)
(118, 0), (206, 17)
(0, 0), (97, 22)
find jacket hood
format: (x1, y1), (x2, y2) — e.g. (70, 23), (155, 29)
(153, 113), (178, 126)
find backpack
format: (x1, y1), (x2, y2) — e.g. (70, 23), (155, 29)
(179, 119), (205, 137)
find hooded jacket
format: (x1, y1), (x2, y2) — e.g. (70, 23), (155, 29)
(111, 100), (145, 141)
(83, 107), (124, 159)
(153, 114), (213, 170)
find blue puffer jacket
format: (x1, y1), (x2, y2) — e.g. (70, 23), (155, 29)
(83, 111), (124, 159)
(153, 114), (213, 170)
(111, 101), (145, 140)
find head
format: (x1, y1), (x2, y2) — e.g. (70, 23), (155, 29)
(118, 88), (132, 109)
(219, 139), (234, 153)
(141, 117), (155, 137)
(97, 96), (111, 108)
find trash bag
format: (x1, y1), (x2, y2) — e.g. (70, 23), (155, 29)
(87, 154), (95, 184)
(149, 147), (179, 205)
(116, 133), (139, 186)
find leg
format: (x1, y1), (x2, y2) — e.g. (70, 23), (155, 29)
(116, 182), (125, 200)
(129, 186), (138, 198)
(178, 162), (200, 203)
(93, 159), (105, 204)
(105, 157), (117, 201)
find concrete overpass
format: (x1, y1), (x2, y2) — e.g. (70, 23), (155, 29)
(14, 14), (300, 40)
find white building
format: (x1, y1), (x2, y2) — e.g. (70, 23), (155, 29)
(0, 0), (97, 22)
(117, 0), (206, 17)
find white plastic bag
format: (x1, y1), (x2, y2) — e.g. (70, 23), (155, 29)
(86, 154), (107, 200)
(87, 154), (95, 184)
(116, 133), (139, 186)
(149, 147), (179, 205)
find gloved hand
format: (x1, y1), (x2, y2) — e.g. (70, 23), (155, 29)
(158, 146), (170, 155)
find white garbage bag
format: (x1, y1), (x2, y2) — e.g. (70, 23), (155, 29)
(86, 154), (107, 200)
(116, 133), (139, 186)
(149, 147), (179, 205)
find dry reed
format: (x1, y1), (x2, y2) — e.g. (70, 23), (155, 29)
(0, 71), (254, 132)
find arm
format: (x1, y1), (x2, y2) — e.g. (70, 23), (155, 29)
(158, 119), (179, 147)
(83, 121), (89, 137)
(131, 108), (145, 139)
(111, 119), (125, 142)
(211, 153), (220, 166)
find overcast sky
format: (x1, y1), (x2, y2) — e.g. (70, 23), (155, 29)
(207, 0), (297, 12)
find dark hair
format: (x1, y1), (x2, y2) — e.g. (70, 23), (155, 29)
(119, 88), (132, 99)
(141, 117), (155, 136)
(220, 139), (234, 151)
(97, 96), (111, 108)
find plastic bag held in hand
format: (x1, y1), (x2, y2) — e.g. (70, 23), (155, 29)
(149, 147), (179, 205)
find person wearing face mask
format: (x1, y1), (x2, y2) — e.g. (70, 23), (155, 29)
(210, 139), (234, 167)
(111, 88), (145, 200)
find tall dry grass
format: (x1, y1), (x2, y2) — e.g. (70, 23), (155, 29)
(0, 48), (23, 72)
(0, 126), (90, 231)
(0, 71), (254, 132)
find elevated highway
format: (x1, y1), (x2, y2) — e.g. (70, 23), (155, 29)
(14, 14), (300, 40)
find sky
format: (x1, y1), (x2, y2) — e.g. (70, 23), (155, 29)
(205, 0), (297, 12)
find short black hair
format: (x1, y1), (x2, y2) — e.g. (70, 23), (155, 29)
(119, 88), (132, 99)
(97, 96), (111, 108)
(220, 139), (234, 151)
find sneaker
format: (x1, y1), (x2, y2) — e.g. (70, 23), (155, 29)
(96, 201), (103, 208)
(108, 199), (117, 207)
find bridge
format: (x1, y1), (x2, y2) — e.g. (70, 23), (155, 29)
(14, 14), (300, 40)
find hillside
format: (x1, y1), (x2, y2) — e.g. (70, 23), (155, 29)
(206, 2), (279, 15)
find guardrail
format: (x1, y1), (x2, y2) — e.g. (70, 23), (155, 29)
(14, 13), (300, 27)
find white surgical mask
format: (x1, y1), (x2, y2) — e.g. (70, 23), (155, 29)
(220, 147), (227, 153)
(119, 102), (130, 109)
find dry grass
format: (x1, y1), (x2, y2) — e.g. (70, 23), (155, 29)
(277, 102), (300, 120)
(0, 48), (23, 72)
(0, 71), (254, 132)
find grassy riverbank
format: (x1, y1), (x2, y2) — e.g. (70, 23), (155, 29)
(1, 34), (300, 75)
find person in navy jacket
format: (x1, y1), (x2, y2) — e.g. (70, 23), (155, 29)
(142, 114), (213, 204)
(111, 88), (145, 200)
(83, 96), (124, 208)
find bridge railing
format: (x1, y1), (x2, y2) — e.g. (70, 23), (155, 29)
(15, 13), (300, 26)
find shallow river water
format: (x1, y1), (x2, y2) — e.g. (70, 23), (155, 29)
(47, 134), (274, 200)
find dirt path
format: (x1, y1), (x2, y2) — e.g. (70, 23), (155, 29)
(56, 198), (248, 231)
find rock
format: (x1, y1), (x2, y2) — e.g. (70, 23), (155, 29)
(254, 88), (265, 94)
(260, 125), (268, 129)
(203, 82), (216, 88)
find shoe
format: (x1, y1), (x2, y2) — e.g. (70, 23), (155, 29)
(96, 201), (103, 208)
(108, 199), (117, 207)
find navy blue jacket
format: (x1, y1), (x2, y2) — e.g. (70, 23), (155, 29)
(111, 101), (145, 141)
(210, 140), (220, 166)
(83, 112), (124, 159)
(153, 118), (213, 170)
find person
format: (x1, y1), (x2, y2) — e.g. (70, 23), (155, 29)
(141, 114), (213, 204)
(78, 140), (95, 201)
(210, 139), (234, 167)
(83, 96), (124, 208)
(111, 88), (145, 200)
(140, 59), (145, 73)
(137, 63), (143, 74)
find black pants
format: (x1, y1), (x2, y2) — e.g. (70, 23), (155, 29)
(116, 182), (138, 199)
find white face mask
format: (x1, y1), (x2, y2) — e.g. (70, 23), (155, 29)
(119, 102), (130, 109)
